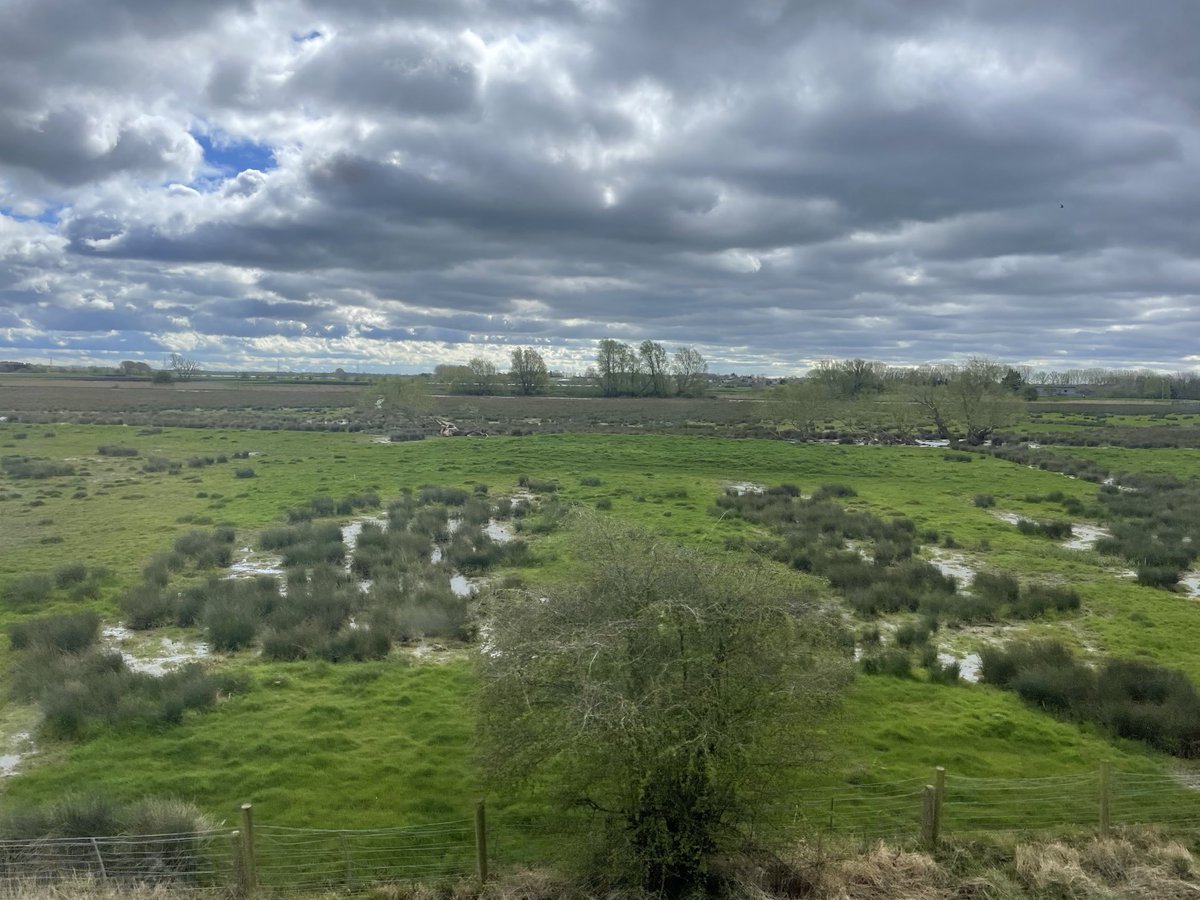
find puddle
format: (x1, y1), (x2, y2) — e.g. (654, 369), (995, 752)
(229, 547), (284, 577)
(342, 515), (388, 552)
(1180, 571), (1200, 597)
(102, 625), (211, 676)
(937, 652), (982, 683)
(1063, 523), (1110, 551)
(450, 574), (475, 598)
(991, 511), (1023, 525)
(726, 481), (765, 495)
(0, 732), (35, 778)
(915, 439), (950, 448)
(928, 548), (977, 584)
(485, 520), (514, 543)
(1102, 477), (1136, 493)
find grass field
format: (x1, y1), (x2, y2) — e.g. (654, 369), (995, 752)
(3, 422), (1200, 856)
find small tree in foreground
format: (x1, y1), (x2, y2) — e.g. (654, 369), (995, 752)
(478, 516), (852, 896)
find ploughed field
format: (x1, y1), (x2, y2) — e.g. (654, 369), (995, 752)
(2, 422), (1199, 850)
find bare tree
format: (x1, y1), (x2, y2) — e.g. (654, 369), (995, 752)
(671, 346), (707, 397)
(169, 353), (200, 381)
(467, 357), (498, 395)
(361, 376), (431, 428)
(638, 340), (670, 396)
(910, 358), (1024, 443)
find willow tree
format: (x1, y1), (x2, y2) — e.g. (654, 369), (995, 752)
(478, 517), (852, 896)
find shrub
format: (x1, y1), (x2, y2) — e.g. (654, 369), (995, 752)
(52, 563), (88, 588)
(119, 584), (176, 629)
(861, 648), (912, 678)
(203, 598), (260, 651)
(234, 467), (255, 478)
(580, 476), (603, 487)
(894, 620), (932, 648)
(419, 485), (470, 506)
(596, 497), (613, 510)
(8, 612), (101, 653)
(813, 483), (856, 500)
(97, 445), (139, 457)
(2, 573), (54, 609)
(1, 456), (75, 479)
(1137, 566), (1181, 589)
(973, 494), (995, 508)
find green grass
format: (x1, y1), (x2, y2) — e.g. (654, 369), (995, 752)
(4, 424), (1200, 850)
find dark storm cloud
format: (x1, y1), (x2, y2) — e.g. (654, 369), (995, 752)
(1, 0), (1199, 371)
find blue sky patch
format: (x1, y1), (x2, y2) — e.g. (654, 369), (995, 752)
(293, 29), (323, 43)
(193, 131), (277, 175)
(1, 204), (63, 226)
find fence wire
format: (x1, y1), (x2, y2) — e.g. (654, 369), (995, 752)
(255, 820), (476, 890)
(0, 829), (231, 893)
(3, 770), (1200, 892)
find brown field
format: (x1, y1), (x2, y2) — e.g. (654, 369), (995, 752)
(0, 376), (764, 436)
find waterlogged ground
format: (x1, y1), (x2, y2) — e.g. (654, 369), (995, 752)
(1, 425), (1197, 831)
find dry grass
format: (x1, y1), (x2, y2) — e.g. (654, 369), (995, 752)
(9, 831), (1200, 900)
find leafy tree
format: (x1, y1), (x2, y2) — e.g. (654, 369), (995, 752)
(479, 517), (851, 895)
(509, 347), (549, 395)
(671, 347), (707, 397)
(1000, 368), (1025, 393)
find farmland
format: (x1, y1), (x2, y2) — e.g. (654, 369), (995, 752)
(2, 390), (1200, 874)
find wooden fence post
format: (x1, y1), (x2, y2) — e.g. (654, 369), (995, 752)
(920, 785), (938, 847)
(933, 766), (946, 841)
(230, 831), (244, 898)
(474, 800), (489, 884)
(1099, 762), (1112, 837)
(239, 803), (258, 896)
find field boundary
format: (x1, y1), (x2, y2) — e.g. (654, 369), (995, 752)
(4, 767), (1198, 895)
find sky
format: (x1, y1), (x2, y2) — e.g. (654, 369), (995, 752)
(1, 0), (1199, 375)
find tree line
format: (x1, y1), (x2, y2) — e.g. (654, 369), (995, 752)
(592, 339), (708, 397)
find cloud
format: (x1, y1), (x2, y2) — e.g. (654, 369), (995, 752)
(1, 0), (1198, 373)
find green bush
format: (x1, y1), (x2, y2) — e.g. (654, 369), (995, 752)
(119, 584), (176, 629)
(8, 612), (100, 653)
(2, 573), (54, 609)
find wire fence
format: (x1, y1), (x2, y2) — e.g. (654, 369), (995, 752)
(2, 768), (1199, 895)
(0, 829), (232, 892)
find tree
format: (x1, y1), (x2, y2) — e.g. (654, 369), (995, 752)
(770, 380), (832, 436)
(509, 347), (549, 395)
(479, 517), (851, 895)
(467, 357), (498, 395)
(671, 347), (707, 397)
(361, 376), (431, 428)
(812, 358), (884, 399)
(169, 353), (200, 381)
(596, 339), (634, 396)
(910, 358), (1024, 444)
(1000, 368), (1025, 394)
(119, 360), (153, 376)
(638, 340), (670, 397)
